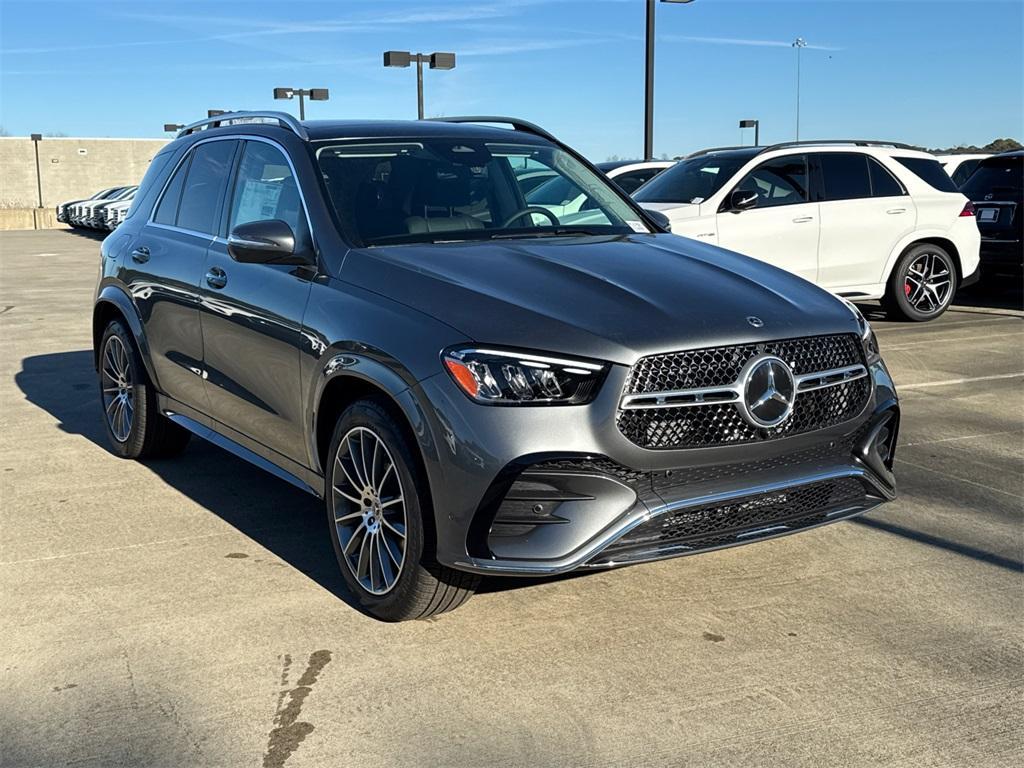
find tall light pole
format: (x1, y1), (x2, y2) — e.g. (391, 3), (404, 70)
(792, 37), (807, 140)
(644, 0), (695, 161)
(30, 133), (43, 209)
(739, 119), (760, 146)
(273, 87), (330, 120)
(384, 51), (456, 120)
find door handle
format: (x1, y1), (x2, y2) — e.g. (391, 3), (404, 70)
(130, 247), (150, 264)
(887, 208), (907, 214)
(205, 267), (227, 290)
(792, 216), (813, 223)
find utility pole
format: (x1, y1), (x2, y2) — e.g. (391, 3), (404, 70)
(644, 1), (696, 160)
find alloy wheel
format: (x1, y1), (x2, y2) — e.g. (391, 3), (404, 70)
(101, 335), (134, 443)
(332, 426), (408, 595)
(903, 252), (952, 315)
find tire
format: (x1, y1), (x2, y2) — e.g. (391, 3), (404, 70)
(98, 320), (191, 459)
(325, 398), (479, 621)
(882, 243), (957, 321)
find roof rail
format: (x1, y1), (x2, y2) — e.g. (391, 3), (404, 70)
(426, 116), (558, 144)
(765, 139), (921, 151)
(177, 111), (308, 140)
(686, 139), (921, 160)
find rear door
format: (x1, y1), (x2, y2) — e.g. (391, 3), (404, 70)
(197, 138), (315, 464)
(127, 139), (237, 410)
(715, 153), (819, 282)
(814, 152), (916, 290)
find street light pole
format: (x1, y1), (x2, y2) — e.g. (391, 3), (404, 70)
(30, 133), (43, 208)
(384, 51), (456, 120)
(792, 37), (807, 140)
(644, 0), (695, 161)
(739, 119), (759, 146)
(273, 87), (330, 120)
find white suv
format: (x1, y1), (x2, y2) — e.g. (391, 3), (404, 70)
(635, 141), (981, 321)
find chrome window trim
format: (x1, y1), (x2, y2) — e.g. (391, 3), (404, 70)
(619, 363), (868, 411)
(147, 134), (316, 245)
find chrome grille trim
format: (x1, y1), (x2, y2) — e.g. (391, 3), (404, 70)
(620, 363), (868, 410)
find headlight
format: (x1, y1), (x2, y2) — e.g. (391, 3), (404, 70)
(442, 347), (607, 405)
(841, 298), (881, 366)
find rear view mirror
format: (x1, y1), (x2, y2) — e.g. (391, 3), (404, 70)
(227, 219), (307, 265)
(728, 189), (759, 212)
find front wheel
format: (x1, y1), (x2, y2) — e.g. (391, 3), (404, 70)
(882, 244), (957, 321)
(325, 398), (478, 621)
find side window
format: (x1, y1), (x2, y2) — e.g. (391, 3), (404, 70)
(735, 154), (809, 208)
(868, 157), (904, 197)
(819, 153), (872, 201)
(228, 141), (304, 234)
(176, 140), (237, 234)
(153, 155), (189, 225)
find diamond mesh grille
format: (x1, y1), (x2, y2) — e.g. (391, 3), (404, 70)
(600, 476), (867, 558)
(618, 334), (870, 450)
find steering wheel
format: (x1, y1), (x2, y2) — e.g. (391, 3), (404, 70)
(501, 207), (560, 228)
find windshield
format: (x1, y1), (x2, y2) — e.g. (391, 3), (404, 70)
(633, 153), (750, 204)
(314, 138), (650, 246)
(961, 157), (1023, 200)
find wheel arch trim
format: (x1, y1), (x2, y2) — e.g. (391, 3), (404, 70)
(93, 285), (159, 388)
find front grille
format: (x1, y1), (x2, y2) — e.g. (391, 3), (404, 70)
(596, 476), (869, 562)
(618, 334), (870, 450)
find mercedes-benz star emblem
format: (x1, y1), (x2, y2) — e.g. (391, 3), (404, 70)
(739, 355), (796, 428)
(746, 316), (764, 328)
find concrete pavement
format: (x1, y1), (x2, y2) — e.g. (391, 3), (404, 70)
(2, 230), (1021, 767)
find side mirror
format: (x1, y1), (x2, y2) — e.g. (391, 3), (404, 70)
(227, 219), (305, 264)
(644, 209), (671, 232)
(728, 189), (758, 213)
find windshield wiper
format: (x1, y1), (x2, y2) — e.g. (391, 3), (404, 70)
(487, 227), (611, 240)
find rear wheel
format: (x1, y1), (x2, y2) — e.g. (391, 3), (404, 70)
(98, 320), (191, 459)
(882, 244), (956, 321)
(326, 398), (478, 621)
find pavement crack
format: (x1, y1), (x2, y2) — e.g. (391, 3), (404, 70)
(263, 650), (331, 768)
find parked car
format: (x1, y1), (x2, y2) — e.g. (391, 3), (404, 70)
(595, 160), (675, 194)
(103, 197), (135, 231)
(86, 186), (137, 229)
(960, 151), (1023, 278)
(939, 153), (990, 188)
(93, 112), (898, 621)
(514, 167), (557, 196)
(57, 187), (124, 225)
(527, 160), (673, 218)
(635, 141), (981, 321)
(71, 188), (128, 228)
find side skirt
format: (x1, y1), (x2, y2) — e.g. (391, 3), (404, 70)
(160, 401), (324, 498)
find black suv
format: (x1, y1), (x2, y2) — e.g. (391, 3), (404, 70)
(961, 150), (1023, 278)
(93, 112), (898, 621)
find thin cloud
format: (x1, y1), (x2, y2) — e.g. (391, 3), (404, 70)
(460, 38), (613, 57)
(666, 35), (842, 51)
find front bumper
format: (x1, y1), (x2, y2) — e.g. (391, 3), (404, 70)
(417, 360), (898, 576)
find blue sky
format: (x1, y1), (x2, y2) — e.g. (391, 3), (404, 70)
(1, 0), (1021, 160)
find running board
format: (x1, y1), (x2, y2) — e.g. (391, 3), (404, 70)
(164, 411), (322, 497)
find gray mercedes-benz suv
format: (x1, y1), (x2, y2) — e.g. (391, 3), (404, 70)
(93, 112), (898, 621)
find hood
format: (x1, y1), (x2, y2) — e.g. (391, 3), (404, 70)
(341, 234), (859, 365)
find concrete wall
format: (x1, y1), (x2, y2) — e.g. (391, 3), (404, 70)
(0, 137), (170, 210)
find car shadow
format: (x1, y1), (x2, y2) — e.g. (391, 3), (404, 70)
(15, 349), (358, 608)
(856, 279), (1023, 322)
(61, 227), (109, 241)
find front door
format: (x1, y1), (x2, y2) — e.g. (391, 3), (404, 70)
(197, 139), (315, 464)
(716, 153), (820, 283)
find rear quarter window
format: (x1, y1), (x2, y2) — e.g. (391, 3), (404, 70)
(125, 149), (175, 220)
(893, 156), (960, 193)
